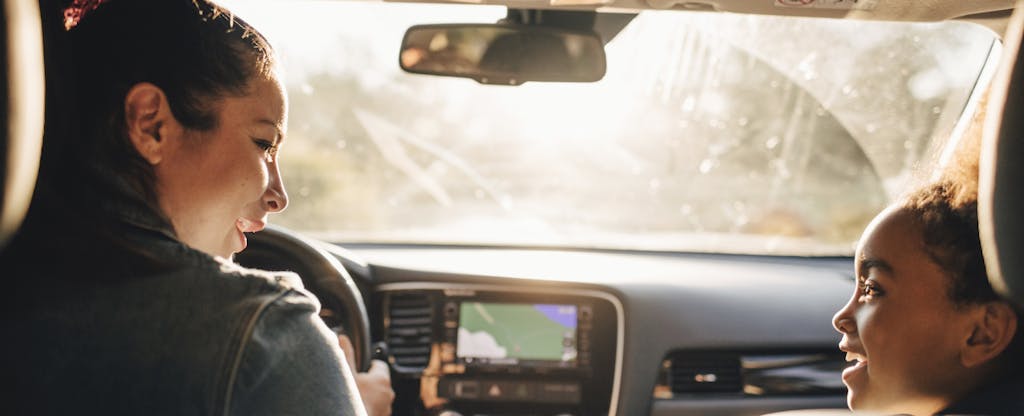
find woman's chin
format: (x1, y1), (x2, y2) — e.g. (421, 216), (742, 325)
(215, 228), (246, 258)
(194, 239), (239, 260)
(234, 227), (247, 254)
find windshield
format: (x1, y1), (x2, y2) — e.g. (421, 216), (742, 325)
(223, 1), (997, 255)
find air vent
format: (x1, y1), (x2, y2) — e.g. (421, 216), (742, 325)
(386, 293), (433, 370)
(668, 352), (742, 394)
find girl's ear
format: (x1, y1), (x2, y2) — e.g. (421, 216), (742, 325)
(124, 82), (176, 165)
(960, 302), (1018, 368)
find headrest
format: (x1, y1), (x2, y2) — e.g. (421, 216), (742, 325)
(0, 0), (45, 249)
(980, 2), (1024, 307)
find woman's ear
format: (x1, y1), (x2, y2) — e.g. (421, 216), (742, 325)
(124, 83), (174, 165)
(961, 302), (1018, 368)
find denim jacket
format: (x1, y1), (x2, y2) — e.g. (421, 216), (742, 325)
(1, 174), (366, 415)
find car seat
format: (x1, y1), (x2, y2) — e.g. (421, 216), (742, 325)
(980, 3), (1024, 309)
(0, 0), (45, 249)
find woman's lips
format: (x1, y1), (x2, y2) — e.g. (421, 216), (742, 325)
(236, 217), (267, 233)
(234, 218), (267, 253)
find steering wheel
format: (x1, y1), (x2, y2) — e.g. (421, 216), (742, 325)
(234, 225), (372, 372)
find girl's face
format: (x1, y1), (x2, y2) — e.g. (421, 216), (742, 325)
(155, 75), (289, 259)
(831, 207), (978, 415)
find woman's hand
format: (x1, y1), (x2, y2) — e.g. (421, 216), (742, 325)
(338, 334), (396, 416)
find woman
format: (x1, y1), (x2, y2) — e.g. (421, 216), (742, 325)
(832, 177), (1024, 414)
(1, 0), (390, 414)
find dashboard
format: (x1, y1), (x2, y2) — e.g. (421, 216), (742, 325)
(375, 283), (622, 416)
(355, 247), (852, 416)
(242, 231), (856, 416)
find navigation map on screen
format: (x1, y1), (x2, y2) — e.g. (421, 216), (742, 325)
(457, 302), (577, 365)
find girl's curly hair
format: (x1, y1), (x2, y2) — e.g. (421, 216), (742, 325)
(904, 181), (993, 306)
(902, 96), (1022, 373)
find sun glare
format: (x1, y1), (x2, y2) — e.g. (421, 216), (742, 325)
(215, 0), (996, 255)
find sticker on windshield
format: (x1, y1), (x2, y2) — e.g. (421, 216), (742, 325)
(774, 0), (877, 10)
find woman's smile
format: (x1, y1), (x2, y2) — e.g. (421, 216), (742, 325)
(235, 217), (267, 252)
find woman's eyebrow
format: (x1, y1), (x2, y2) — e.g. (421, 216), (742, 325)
(255, 118), (284, 143)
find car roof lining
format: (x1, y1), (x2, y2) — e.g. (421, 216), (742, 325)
(381, 0), (1015, 34)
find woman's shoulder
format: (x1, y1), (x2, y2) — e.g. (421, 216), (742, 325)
(214, 258), (308, 294)
(175, 255), (320, 311)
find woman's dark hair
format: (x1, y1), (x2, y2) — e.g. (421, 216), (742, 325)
(0, 0), (276, 277)
(60, 0), (275, 224)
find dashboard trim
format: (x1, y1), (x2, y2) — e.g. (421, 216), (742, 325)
(376, 282), (626, 416)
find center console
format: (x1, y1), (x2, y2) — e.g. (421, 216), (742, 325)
(375, 283), (622, 416)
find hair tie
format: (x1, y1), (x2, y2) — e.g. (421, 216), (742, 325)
(63, 0), (108, 31)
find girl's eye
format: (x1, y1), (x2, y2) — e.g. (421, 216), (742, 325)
(859, 279), (884, 299)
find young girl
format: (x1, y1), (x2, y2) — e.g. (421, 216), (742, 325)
(832, 178), (1024, 414)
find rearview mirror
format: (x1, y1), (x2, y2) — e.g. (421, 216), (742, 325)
(400, 24), (606, 85)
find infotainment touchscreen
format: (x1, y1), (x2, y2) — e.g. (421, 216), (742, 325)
(456, 302), (578, 367)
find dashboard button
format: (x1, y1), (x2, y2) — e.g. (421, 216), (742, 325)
(453, 380), (480, 399)
(579, 306), (592, 320)
(514, 382), (531, 399)
(539, 382), (581, 404)
(486, 383), (502, 398)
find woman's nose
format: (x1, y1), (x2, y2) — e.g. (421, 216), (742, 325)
(263, 162), (288, 213)
(832, 300), (857, 334)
